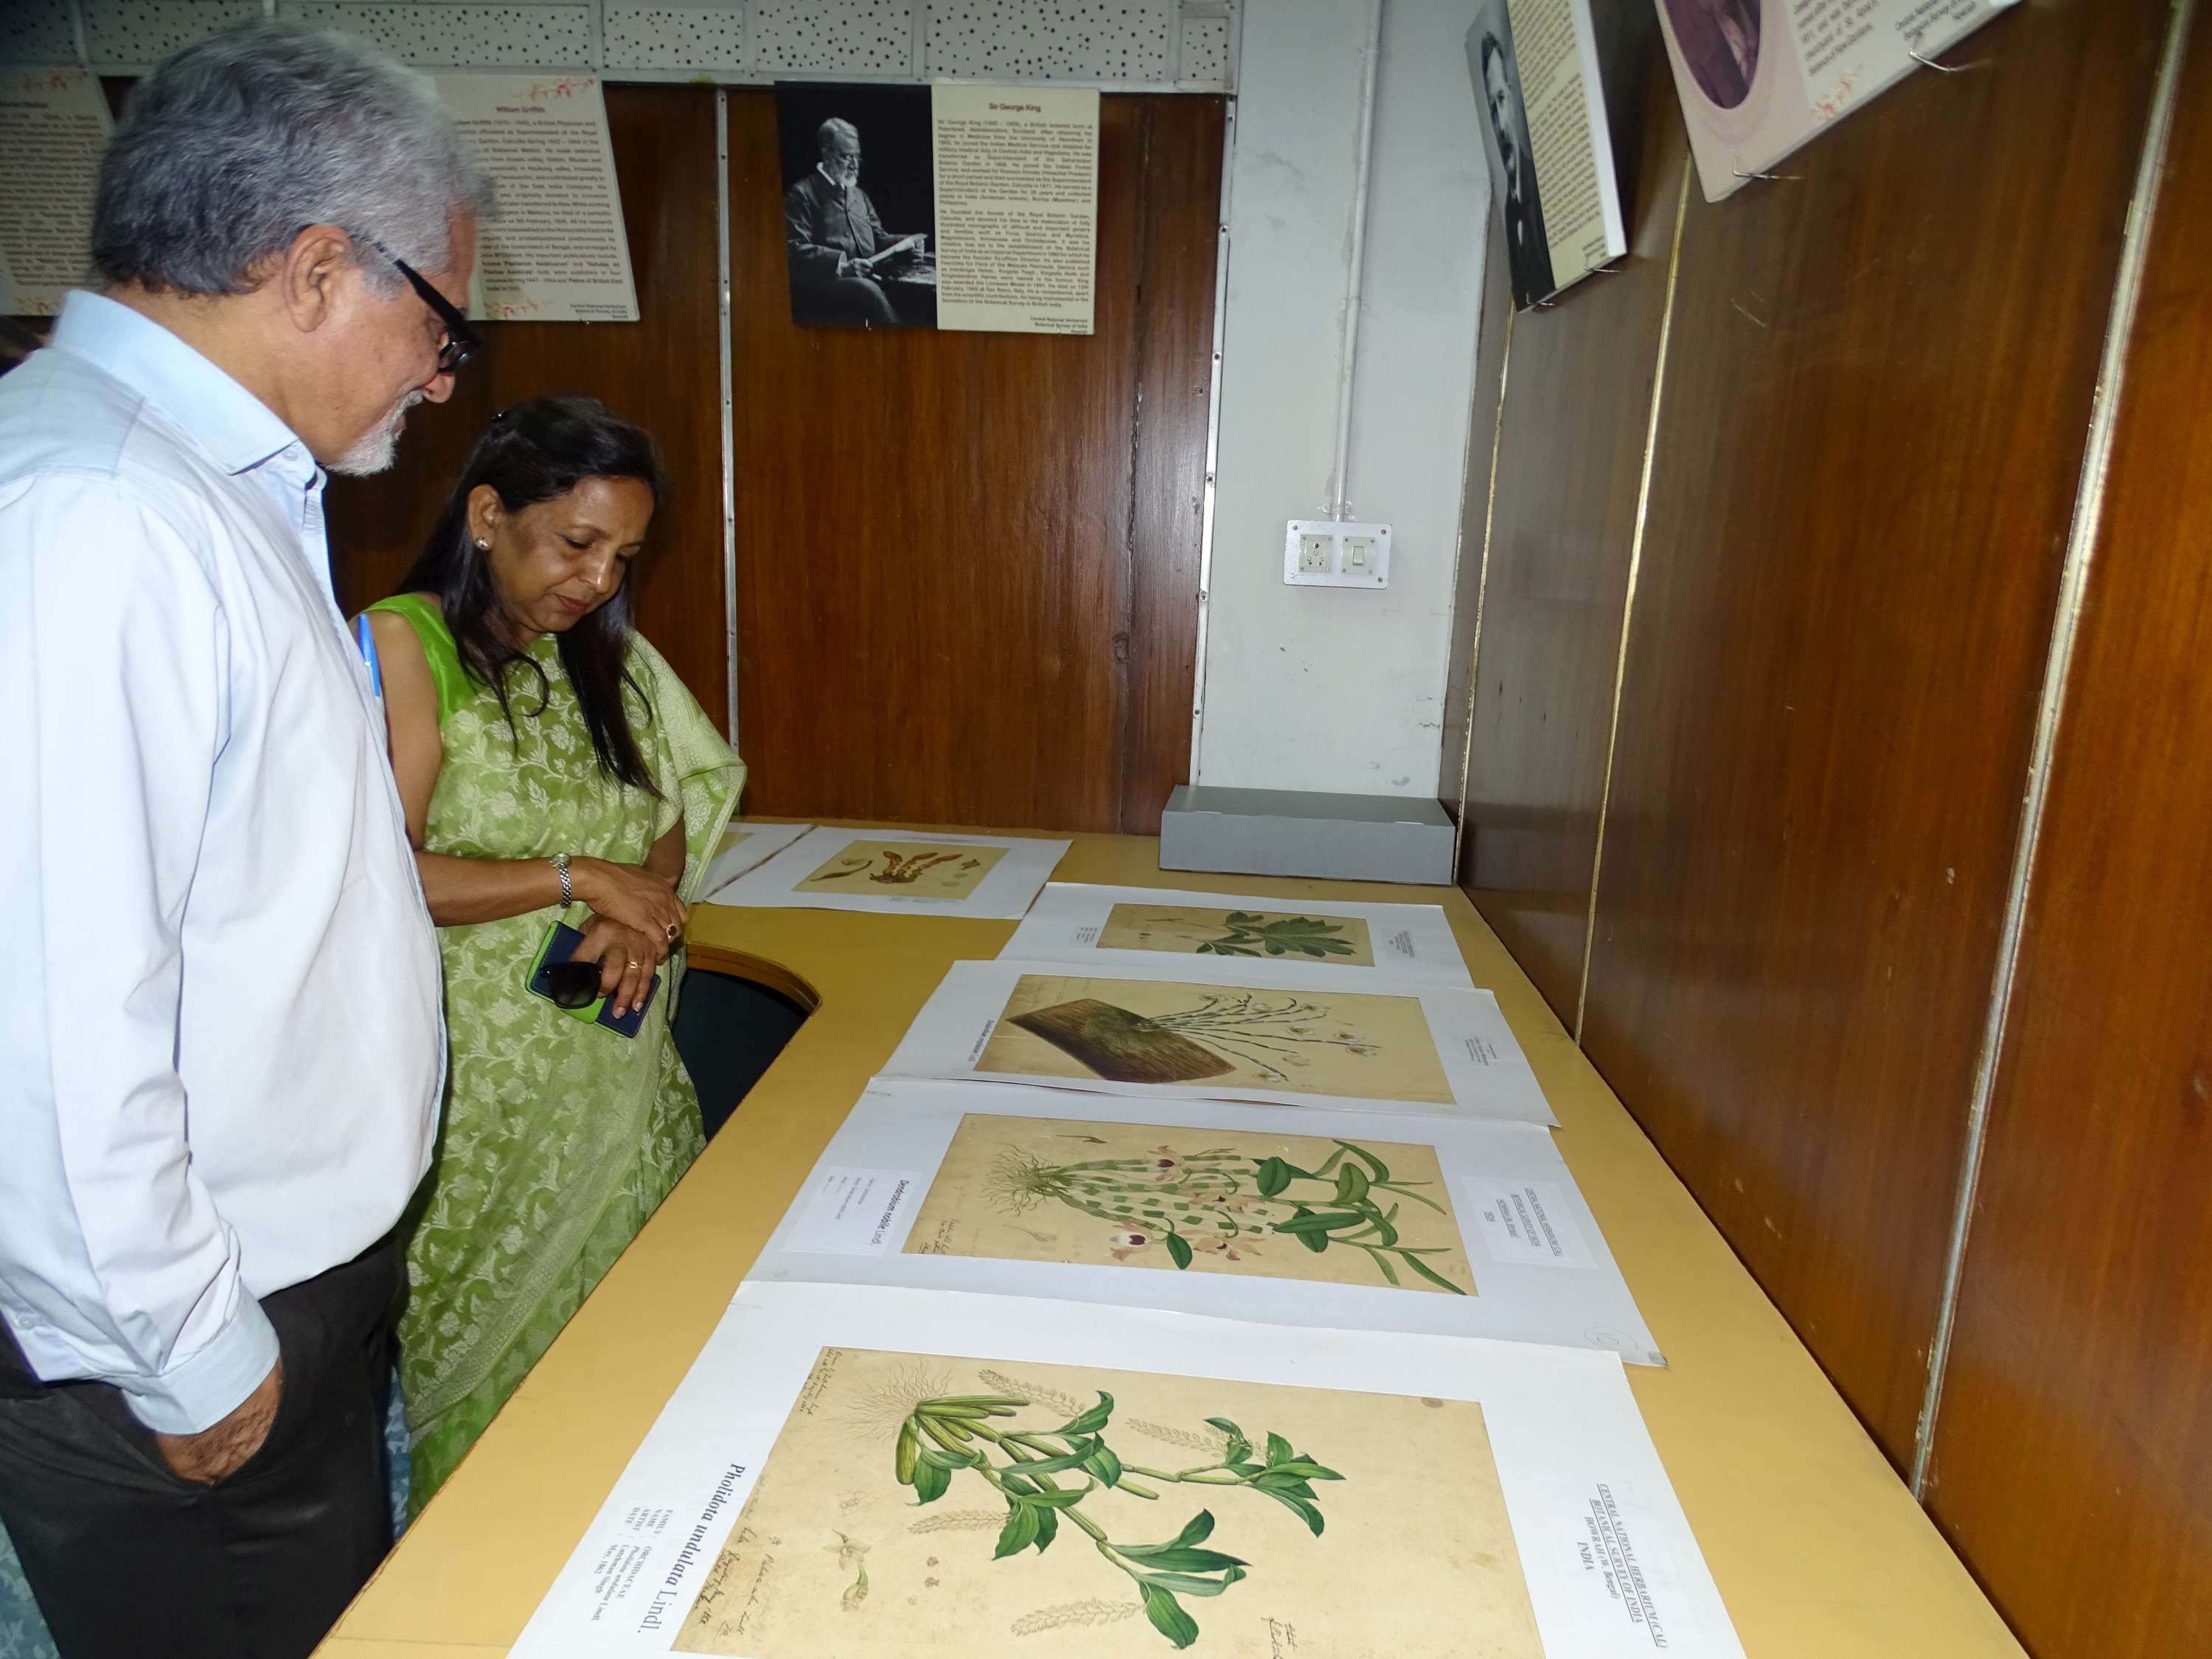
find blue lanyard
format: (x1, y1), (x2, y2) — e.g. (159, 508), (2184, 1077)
(354, 613), (383, 699)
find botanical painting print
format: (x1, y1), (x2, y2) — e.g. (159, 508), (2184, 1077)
(905, 1115), (1475, 1296)
(975, 976), (1454, 1106)
(672, 1347), (1542, 1658)
(1096, 905), (1377, 967)
(796, 840), (1008, 899)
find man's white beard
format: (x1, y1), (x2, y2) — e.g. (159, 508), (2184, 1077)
(330, 392), (425, 478)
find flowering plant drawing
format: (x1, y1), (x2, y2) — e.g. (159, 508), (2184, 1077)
(984, 1137), (1465, 1293)
(1192, 911), (1360, 960)
(893, 1385), (1341, 1649)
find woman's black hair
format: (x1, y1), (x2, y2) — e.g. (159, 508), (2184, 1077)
(396, 394), (664, 793)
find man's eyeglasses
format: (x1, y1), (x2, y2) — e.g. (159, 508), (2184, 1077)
(369, 239), (479, 375)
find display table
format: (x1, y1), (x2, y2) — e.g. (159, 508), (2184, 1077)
(318, 832), (2022, 1659)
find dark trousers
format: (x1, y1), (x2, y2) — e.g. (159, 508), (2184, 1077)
(793, 274), (900, 326)
(0, 1234), (403, 1659)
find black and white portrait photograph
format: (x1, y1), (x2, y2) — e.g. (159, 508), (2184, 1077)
(1468, 0), (1555, 309)
(775, 82), (938, 329)
(1661, 0), (1762, 111)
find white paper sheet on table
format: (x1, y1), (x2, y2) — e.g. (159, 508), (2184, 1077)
(754, 1079), (1660, 1365)
(880, 958), (1556, 1124)
(706, 825), (1071, 919)
(509, 1281), (1741, 1659)
(1000, 883), (1475, 989)
(698, 822), (814, 903)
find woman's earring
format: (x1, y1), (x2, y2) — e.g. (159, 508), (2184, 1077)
(473, 538), (490, 552)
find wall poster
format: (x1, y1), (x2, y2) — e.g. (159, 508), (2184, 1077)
(777, 80), (1099, 335)
(435, 74), (639, 321)
(1656, 0), (2020, 201)
(1465, 0), (1627, 310)
(0, 67), (111, 319)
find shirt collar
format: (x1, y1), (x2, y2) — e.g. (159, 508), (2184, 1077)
(818, 162), (849, 193)
(49, 290), (312, 481)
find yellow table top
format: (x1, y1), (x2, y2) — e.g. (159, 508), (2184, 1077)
(321, 832), (2021, 1659)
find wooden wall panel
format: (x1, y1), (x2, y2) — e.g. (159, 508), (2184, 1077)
(1576, 3), (2167, 1470)
(329, 86), (728, 734)
(726, 91), (1221, 832)
(1458, 56), (1686, 1028)
(1922, 17), (2212, 1658)
(1440, 209), (1512, 839)
(1119, 97), (1224, 832)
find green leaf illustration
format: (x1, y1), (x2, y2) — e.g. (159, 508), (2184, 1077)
(1165, 1231), (1194, 1270)
(1081, 1441), (1124, 1487)
(1141, 1582), (1200, 1649)
(1338, 1141), (1391, 1183)
(1204, 1419), (1252, 1464)
(995, 1503), (1042, 1558)
(1251, 1484), (1326, 1534)
(1253, 1156), (1294, 1198)
(1117, 1545), (1249, 1573)
(1021, 1486), (1093, 1509)
(1140, 1567), (1248, 1597)
(1264, 1432), (1295, 1467)
(1401, 1251), (1469, 1295)
(1056, 1392), (1114, 1436)
(1175, 1512), (1216, 1546)
(1333, 1163), (1371, 1205)
(911, 1455), (950, 1504)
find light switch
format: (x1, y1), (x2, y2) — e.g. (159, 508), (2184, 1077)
(1282, 520), (1391, 588)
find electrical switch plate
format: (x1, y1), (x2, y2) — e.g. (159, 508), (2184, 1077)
(1283, 520), (1391, 588)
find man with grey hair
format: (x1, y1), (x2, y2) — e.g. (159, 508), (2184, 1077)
(784, 114), (925, 325)
(0, 22), (490, 1656)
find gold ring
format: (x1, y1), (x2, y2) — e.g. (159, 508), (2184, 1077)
(665, 923), (679, 941)
(626, 959), (641, 970)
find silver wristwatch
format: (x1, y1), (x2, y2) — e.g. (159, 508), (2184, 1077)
(549, 851), (572, 905)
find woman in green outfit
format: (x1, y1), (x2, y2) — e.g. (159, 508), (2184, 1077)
(363, 396), (743, 1510)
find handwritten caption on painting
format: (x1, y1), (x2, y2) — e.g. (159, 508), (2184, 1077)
(787, 1167), (920, 1255)
(1460, 1178), (1595, 1268)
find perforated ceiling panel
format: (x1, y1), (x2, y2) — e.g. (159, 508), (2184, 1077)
(0, 0), (80, 66)
(923, 0), (1172, 83)
(279, 1), (596, 69)
(1178, 11), (1226, 89)
(83, 0), (257, 67)
(750, 0), (908, 74)
(604, 1), (745, 73)
(29, 0), (1234, 86)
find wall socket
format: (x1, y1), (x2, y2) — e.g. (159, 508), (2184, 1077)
(1283, 520), (1391, 588)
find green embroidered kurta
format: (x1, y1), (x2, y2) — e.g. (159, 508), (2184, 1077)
(368, 594), (742, 1512)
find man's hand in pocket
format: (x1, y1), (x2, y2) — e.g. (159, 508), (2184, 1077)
(153, 1360), (284, 1484)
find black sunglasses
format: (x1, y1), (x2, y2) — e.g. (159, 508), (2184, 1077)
(543, 959), (603, 1009)
(369, 239), (479, 374)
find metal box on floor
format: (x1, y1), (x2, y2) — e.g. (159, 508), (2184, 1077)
(1158, 785), (1455, 886)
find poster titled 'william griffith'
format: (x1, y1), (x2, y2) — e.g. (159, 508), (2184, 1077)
(776, 81), (1099, 335)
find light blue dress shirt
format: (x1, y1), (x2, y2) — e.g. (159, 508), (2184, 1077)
(0, 293), (445, 1434)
